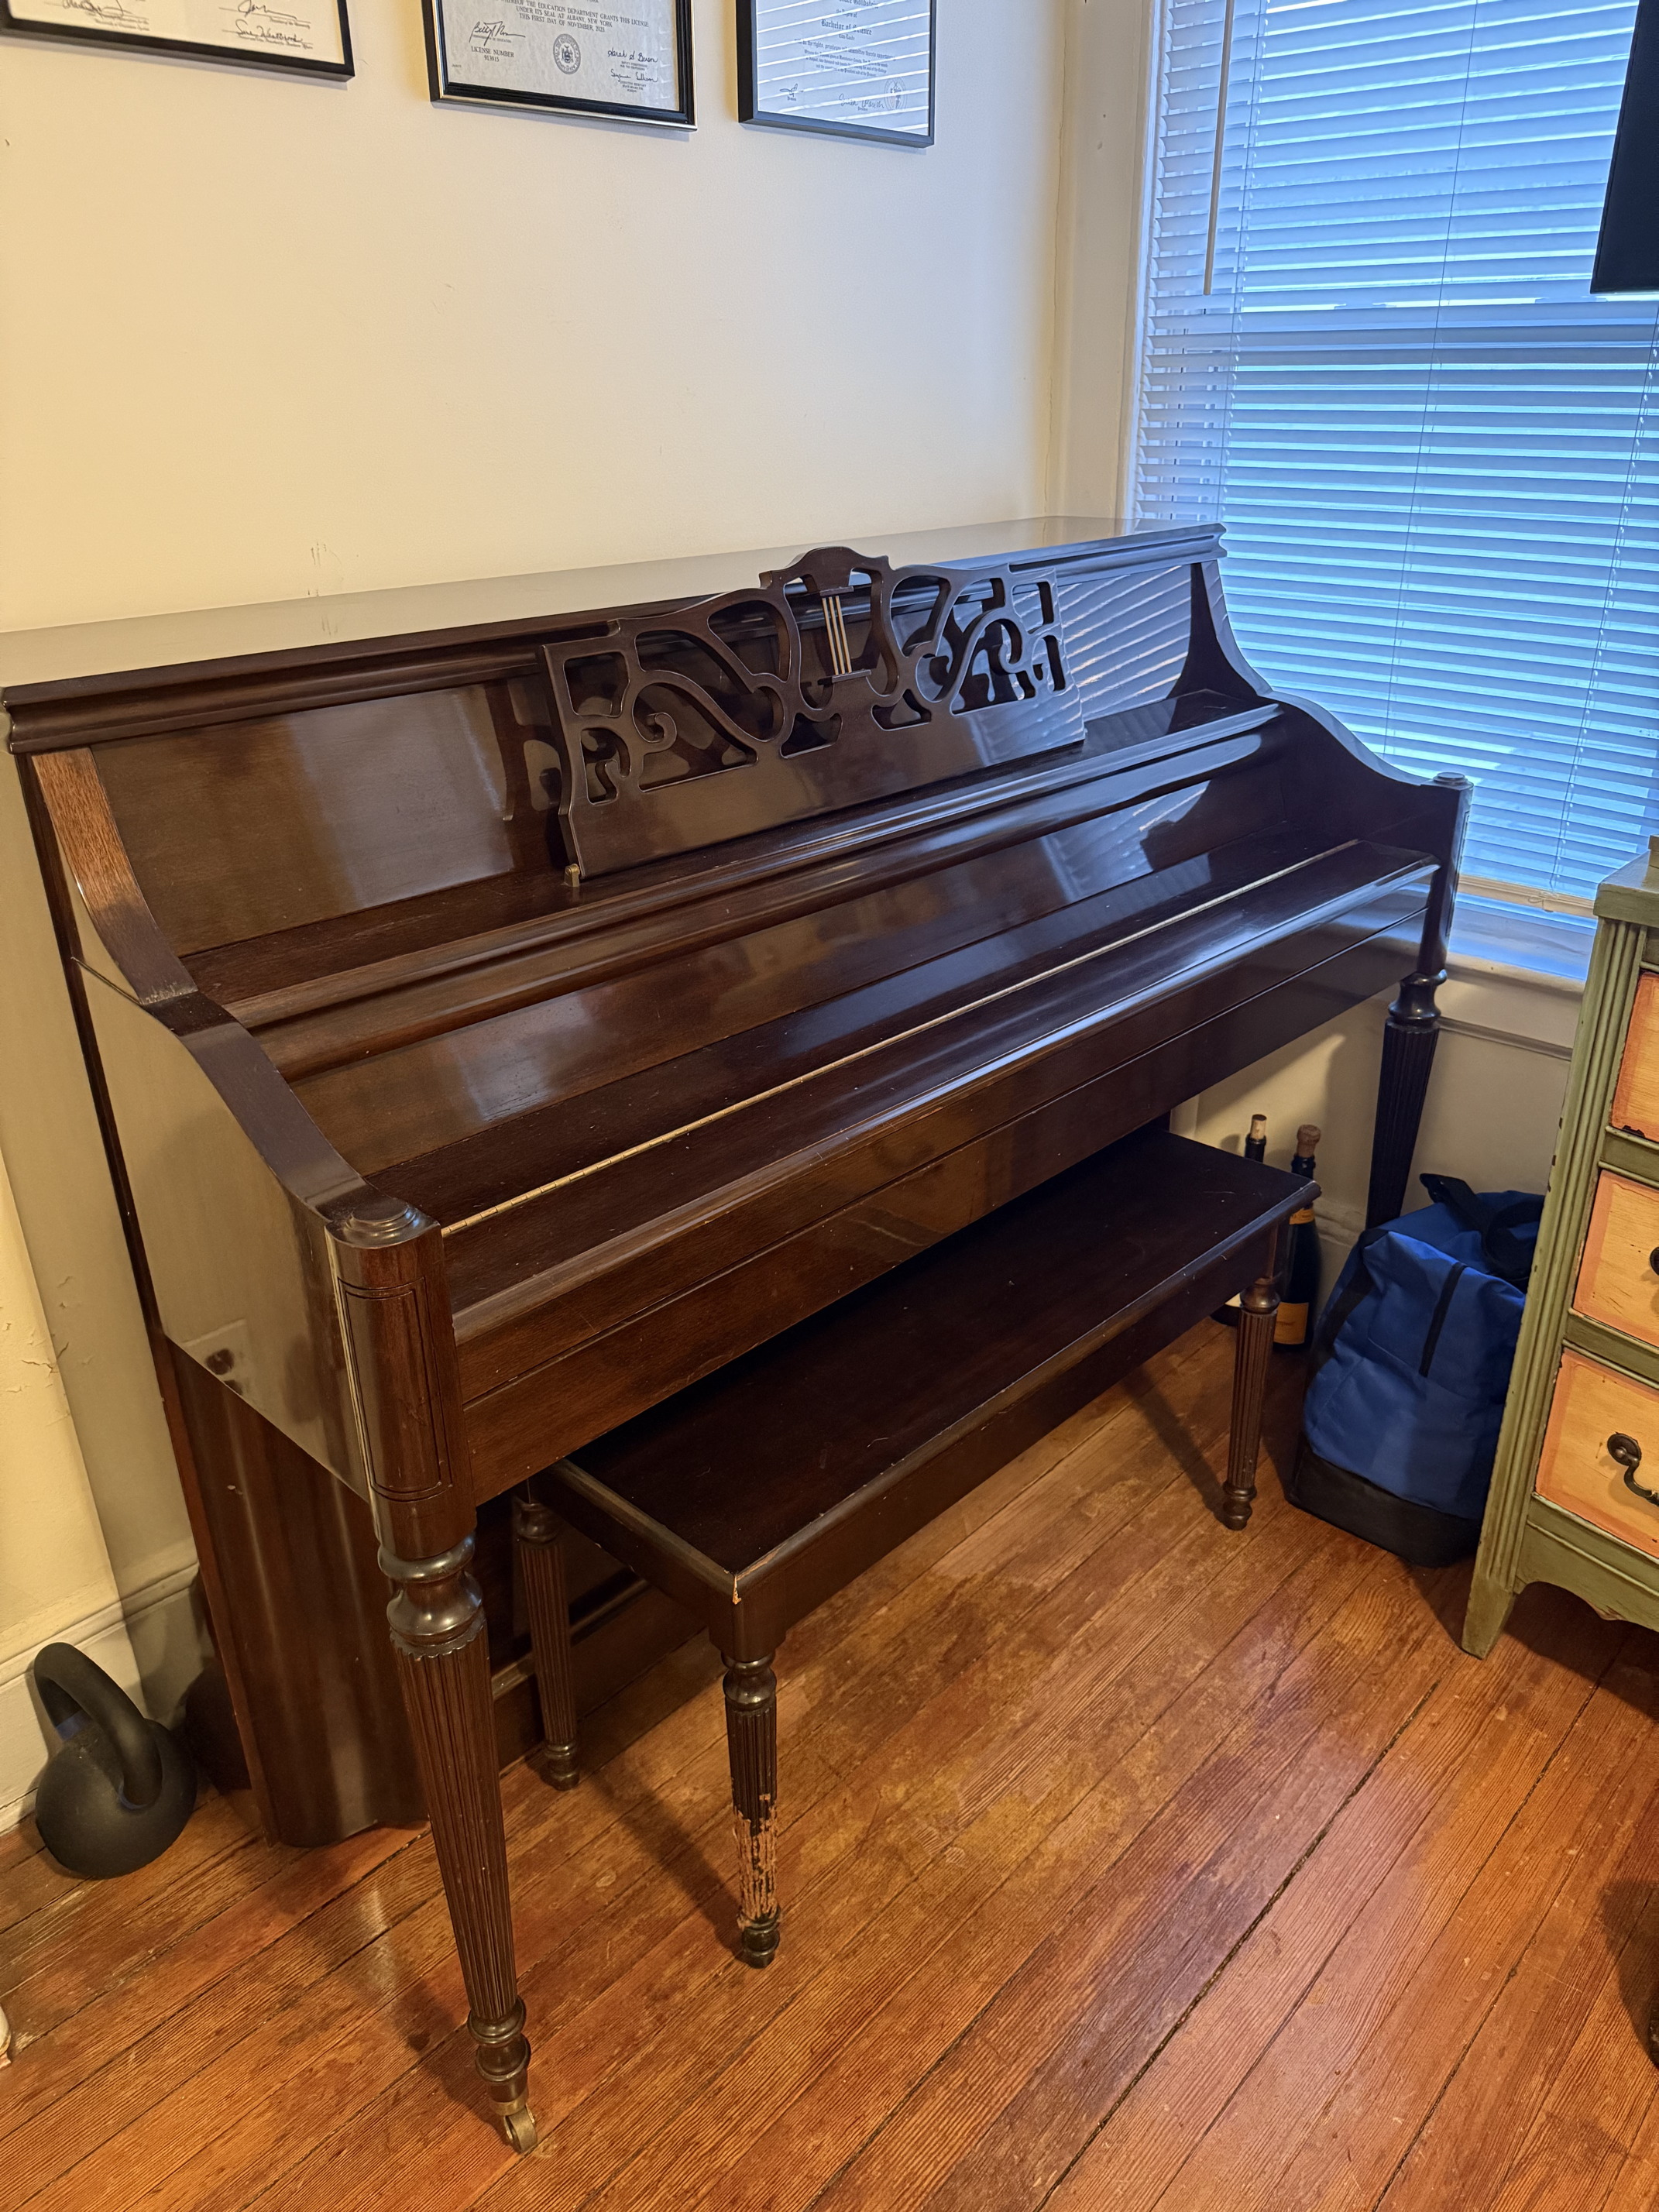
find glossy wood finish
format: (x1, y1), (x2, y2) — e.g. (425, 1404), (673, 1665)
(551, 1131), (1309, 1636)
(7, 522), (1465, 2147)
(542, 548), (1084, 878)
(722, 1655), (781, 1970)
(511, 1493), (579, 1791)
(1224, 1266), (1280, 1528)
(163, 1345), (424, 1842)
(333, 1200), (532, 2147)
(540, 1129), (1310, 1962)
(383, 1535), (533, 2150)
(4, 1330), (1658, 2212)
(1367, 774), (1472, 1226)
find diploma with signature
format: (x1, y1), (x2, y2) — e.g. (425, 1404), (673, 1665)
(740, 0), (933, 146)
(428, 0), (691, 124)
(2, 0), (350, 71)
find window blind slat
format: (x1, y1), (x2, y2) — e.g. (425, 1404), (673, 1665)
(1135, 0), (1659, 900)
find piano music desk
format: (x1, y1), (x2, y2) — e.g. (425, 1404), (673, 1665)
(5, 518), (1468, 2147)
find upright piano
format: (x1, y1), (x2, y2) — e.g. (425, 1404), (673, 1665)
(7, 517), (1466, 2143)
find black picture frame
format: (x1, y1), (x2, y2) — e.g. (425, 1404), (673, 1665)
(0, 0), (352, 75)
(738, 0), (934, 149)
(424, 0), (693, 126)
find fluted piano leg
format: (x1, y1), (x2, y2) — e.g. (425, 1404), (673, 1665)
(383, 1537), (536, 2154)
(513, 1491), (579, 1791)
(1367, 992), (1442, 1229)
(1223, 1272), (1279, 1530)
(723, 1652), (781, 1968)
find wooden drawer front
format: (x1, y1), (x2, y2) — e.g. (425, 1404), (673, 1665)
(1536, 1349), (1659, 1561)
(1611, 972), (1659, 1141)
(1574, 1173), (1659, 1348)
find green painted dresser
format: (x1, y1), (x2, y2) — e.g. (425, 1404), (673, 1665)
(1468, 839), (1659, 1656)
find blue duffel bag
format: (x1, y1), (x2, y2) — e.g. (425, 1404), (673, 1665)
(1288, 1176), (1544, 1567)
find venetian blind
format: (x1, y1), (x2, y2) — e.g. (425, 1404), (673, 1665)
(1133, 0), (1659, 901)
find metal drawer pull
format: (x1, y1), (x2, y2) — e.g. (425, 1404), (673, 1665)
(1649, 1247), (1659, 1276)
(1609, 1432), (1659, 1506)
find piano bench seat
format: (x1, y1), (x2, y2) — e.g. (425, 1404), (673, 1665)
(522, 1125), (1314, 1969)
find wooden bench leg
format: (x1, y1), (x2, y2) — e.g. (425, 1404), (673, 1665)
(514, 1491), (579, 1791)
(1223, 1272), (1279, 1530)
(383, 1537), (537, 2154)
(723, 1653), (781, 1968)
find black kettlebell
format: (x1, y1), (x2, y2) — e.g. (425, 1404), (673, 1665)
(30, 1644), (195, 1878)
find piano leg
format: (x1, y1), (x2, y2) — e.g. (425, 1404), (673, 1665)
(1368, 823), (1467, 1228)
(383, 1536), (537, 2153)
(1366, 977), (1443, 1228)
(514, 1491), (580, 1790)
(723, 1652), (781, 1968)
(1223, 1270), (1279, 1530)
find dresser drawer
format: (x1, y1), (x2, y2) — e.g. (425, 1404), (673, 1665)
(1611, 972), (1659, 1142)
(1574, 1173), (1659, 1348)
(1536, 1348), (1659, 1561)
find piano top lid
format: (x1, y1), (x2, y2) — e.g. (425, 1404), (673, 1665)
(0, 517), (1221, 707)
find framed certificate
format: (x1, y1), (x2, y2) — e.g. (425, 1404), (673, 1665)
(0, 0), (350, 73)
(424, 0), (692, 125)
(738, 0), (934, 149)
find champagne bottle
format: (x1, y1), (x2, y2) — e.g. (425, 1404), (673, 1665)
(1213, 1115), (1270, 1327)
(1275, 1123), (1322, 1351)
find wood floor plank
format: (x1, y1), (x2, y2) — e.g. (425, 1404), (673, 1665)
(0, 1826), (423, 2181)
(1597, 2042), (1659, 2212)
(765, 1554), (1445, 2212)
(1043, 1585), (1622, 2212)
(565, 1334), (1226, 1795)
(776, 1334), (1228, 1695)
(242, 1355), (1308, 2212)
(1476, 1871), (1659, 2212)
(1374, 1671), (1659, 2211)
(0, 1826), (58, 1941)
(35, 1338), (1240, 2212)
(476, 1495), (1363, 2212)
(475, 1413), (1337, 2210)
(0, 1825), (43, 1877)
(2, 1326), (1654, 2212)
(0, 1796), (263, 2026)
(1151, 1638), (1659, 2212)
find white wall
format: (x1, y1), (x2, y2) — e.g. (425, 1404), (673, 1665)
(1174, 950), (1582, 1297)
(0, 1150), (143, 1834)
(0, 0), (1089, 1824)
(0, 0), (1069, 631)
(0, 739), (204, 1826)
(2, 0), (1576, 1837)
(1050, 0), (1158, 517)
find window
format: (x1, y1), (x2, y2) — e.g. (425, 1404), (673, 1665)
(1133, 0), (1659, 903)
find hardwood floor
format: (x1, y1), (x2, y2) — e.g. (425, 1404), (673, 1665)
(4, 1320), (1659, 2210)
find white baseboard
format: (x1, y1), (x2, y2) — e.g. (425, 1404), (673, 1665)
(0, 1560), (203, 1836)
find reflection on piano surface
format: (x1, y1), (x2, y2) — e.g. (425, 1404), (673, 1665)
(9, 517), (1468, 2145)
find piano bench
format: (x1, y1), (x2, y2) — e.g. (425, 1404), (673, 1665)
(524, 1126), (1314, 1969)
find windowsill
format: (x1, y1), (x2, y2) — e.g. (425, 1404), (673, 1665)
(1448, 894), (1595, 991)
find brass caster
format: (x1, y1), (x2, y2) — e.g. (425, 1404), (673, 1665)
(532, 1740), (579, 1792)
(501, 2104), (538, 2154)
(740, 1914), (781, 1970)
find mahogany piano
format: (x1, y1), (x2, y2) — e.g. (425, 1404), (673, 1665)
(5, 517), (1467, 2148)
